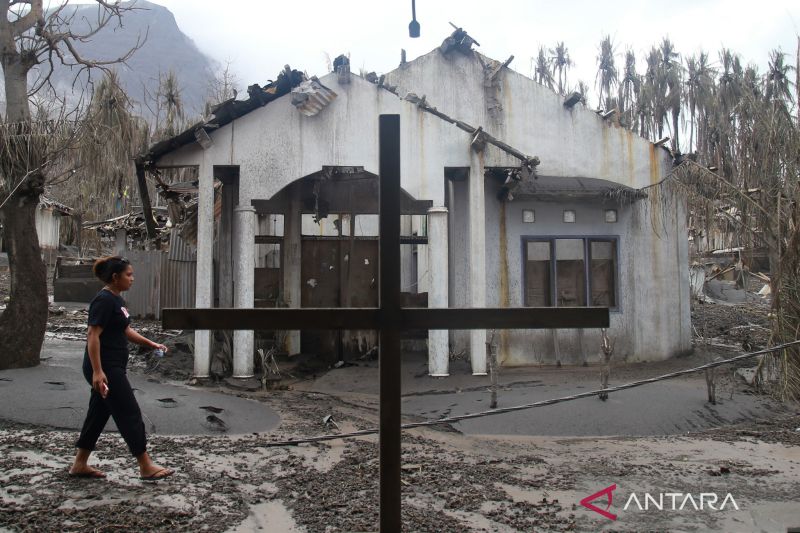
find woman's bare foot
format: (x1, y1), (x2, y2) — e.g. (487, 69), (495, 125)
(136, 451), (174, 480)
(68, 464), (106, 478)
(70, 448), (106, 478)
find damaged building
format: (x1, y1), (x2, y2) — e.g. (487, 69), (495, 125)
(138, 31), (691, 379)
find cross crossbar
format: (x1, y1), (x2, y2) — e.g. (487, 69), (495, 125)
(162, 307), (609, 331)
(161, 115), (609, 531)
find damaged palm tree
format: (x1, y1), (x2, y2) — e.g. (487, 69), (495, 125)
(51, 71), (150, 254)
(643, 63), (800, 399)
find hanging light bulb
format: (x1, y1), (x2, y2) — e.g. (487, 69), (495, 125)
(409, 0), (420, 38)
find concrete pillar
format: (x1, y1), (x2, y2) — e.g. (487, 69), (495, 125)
(194, 156), (214, 378)
(114, 229), (127, 255)
(468, 150), (487, 375)
(282, 186), (302, 354)
(233, 205), (256, 377)
(427, 207), (449, 376)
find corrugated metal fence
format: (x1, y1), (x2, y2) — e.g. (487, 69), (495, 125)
(126, 247), (196, 319)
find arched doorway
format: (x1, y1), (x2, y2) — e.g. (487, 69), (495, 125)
(252, 166), (432, 363)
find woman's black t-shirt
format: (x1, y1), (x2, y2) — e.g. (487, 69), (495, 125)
(84, 289), (131, 368)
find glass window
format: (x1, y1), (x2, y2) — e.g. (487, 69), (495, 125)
(302, 214), (343, 236)
(590, 240), (616, 307)
(257, 214), (284, 236)
(354, 214), (380, 236)
(522, 209), (535, 223)
(525, 241), (551, 306)
(524, 237), (618, 309)
(255, 243), (280, 269)
(555, 239), (586, 307)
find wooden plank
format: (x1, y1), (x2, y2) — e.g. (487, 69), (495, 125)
(135, 163), (158, 241)
(378, 114), (402, 533)
(251, 198), (287, 214)
(402, 307), (609, 329)
(254, 235), (283, 244)
(399, 235), (428, 245)
(162, 307), (381, 330)
(162, 306), (609, 331)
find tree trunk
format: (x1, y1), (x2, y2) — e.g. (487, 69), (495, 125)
(0, 48), (48, 369)
(0, 197), (48, 369)
(672, 108), (680, 153)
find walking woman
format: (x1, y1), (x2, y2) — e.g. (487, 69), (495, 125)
(69, 256), (173, 480)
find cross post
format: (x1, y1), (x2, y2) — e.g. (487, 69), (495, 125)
(163, 114), (609, 531)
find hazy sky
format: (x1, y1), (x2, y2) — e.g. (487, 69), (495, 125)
(150, 0), (799, 102)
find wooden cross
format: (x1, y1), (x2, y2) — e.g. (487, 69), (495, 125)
(163, 114), (609, 531)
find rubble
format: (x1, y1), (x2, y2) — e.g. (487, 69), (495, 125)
(83, 209), (171, 248)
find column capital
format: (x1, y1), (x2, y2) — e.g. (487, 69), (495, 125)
(234, 205), (257, 213)
(427, 206), (448, 215)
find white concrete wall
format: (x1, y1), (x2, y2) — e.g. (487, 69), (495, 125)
(482, 185), (690, 364)
(35, 208), (61, 250)
(155, 47), (689, 363)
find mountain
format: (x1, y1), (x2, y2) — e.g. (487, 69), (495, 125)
(42, 0), (217, 124)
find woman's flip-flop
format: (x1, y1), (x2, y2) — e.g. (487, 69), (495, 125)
(140, 468), (174, 481)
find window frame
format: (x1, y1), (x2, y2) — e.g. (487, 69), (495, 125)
(521, 235), (621, 312)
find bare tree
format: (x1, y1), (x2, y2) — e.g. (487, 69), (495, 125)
(0, 0), (141, 369)
(205, 60), (239, 115)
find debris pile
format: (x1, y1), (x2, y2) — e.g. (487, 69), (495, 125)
(83, 209), (171, 248)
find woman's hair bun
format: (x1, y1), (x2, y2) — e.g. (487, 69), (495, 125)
(93, 256), (130, 283)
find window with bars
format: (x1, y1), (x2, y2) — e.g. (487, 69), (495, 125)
(523, 237), (618, 309)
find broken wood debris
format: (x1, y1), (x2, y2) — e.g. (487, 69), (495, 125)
(370, 78), (540, 172)
(365, 73), (542, 202)
(83, 208), (171, 245)
(439, 24), (480, 55)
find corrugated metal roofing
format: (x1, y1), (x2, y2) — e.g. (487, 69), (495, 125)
(291, 78), (337, 117)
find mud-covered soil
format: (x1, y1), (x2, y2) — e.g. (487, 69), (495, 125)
(692, 299), (772, 350)
(2, 385), (799, 533)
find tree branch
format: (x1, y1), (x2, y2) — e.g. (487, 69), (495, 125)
(9, 1), (42, 37)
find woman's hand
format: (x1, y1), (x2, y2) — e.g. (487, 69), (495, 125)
(151, 343), (168, 353)
(92, 371), (109, 399)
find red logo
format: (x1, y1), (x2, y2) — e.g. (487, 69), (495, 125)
(580, 483), (618, 520)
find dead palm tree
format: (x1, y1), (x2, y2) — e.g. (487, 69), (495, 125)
(156, 70), (185, 139)
(659, 38), (683, 152)
(533, 46), (554, 90)
(640, 47), (661, 139)
(684, 52), (715, 154)
(50, 71), (149, 251)
(550, 42), (572, 96)
(575, 80), (590, 105)
(618, 50), (639, 131)
(764, 50), (796, 116)
(595, 35), (618, 110)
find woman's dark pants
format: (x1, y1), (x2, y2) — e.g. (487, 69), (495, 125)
(75, 359), (147, 456)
